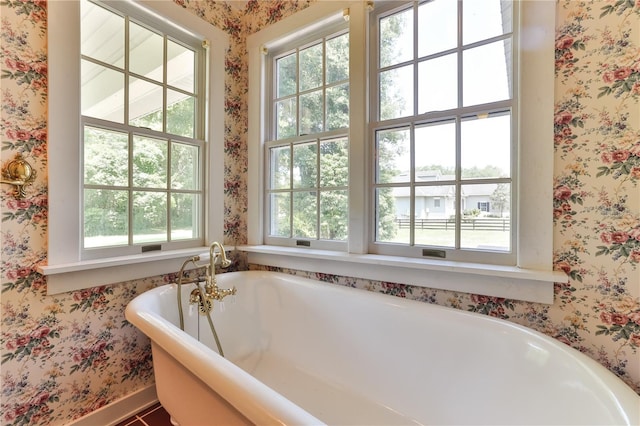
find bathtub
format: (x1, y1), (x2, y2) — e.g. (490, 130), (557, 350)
(125, 270), (639, 425)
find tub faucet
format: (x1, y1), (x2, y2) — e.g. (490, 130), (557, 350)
(174, 241), (236, 326)
(204, 242), (237, 301)
(174, 242), (236, 356)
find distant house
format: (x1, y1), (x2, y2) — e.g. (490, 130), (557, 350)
(392, 171), (510, 219)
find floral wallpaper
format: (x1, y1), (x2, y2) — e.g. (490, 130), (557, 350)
(0, 0), (638, 425)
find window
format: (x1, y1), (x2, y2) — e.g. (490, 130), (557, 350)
(247, 0), (564, 303)
(43, 0), (227, 293)
(264, 26), (350, 250)
(371, 1), (515, 265)
(80, 0), (205, 257)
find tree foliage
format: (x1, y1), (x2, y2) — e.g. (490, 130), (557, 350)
(83, 97), (199, 242)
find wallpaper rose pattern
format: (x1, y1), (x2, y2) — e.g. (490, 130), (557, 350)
(0, 0), (638, 424)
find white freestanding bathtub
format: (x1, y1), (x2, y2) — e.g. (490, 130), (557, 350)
(125, 270), (639, 425)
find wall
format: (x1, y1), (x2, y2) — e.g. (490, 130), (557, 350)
(0, 1), (303, 424)
(0, 0), (638, 424)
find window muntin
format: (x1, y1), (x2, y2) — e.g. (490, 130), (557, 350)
(80, 0), (204, 254)
(266, 136), (349, 244)
(371, 0), (515, 264)
(266, 29), (349, 247)
(273, 31), (349, 139)
(246, 0), (559, 300)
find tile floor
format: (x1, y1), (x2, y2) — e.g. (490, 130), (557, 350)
(116, 403), (173, 426)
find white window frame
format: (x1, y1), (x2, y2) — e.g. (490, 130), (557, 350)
(263, 23), (350, 251)
(246, 0), (566, 304)
(369, 0), (517, 265)
(40, 0), (228, 294)
(80, 0), (207, 259)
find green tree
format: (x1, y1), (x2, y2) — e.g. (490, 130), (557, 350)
(319, 139), (348, 240)
(84, 127), (129, 238)
(416, 164), (507, 179)
(490, 183), (510, 217)
(84, 97), (201, 241)
(272, 33), (351, 241)
(131, 95), (195, 138)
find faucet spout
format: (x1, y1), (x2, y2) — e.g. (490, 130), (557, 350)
(209, 241), (232, 269)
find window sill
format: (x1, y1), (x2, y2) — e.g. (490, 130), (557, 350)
(239, 245), (567, 304)
(39, 247), (210, 295)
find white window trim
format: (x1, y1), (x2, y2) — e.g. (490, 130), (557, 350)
(246, 0), (566, 304)
(40, 0), (228, 295)
(263, 23), (350, 251)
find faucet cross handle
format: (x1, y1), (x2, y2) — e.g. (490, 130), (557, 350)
(212, 286), (237, 301)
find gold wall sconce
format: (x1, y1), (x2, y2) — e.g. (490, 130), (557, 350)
(1, 153), (36, 199)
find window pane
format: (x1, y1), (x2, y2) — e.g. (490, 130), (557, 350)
(320, 190), (347, 240)
(79, 0), (205, 254)
(267, 24), (349, 247)
(167, 40), (194, 92)
(293, 191), (317, 239)
(369, 0), (517, 261)
(129, 22), (163, 82)
(326, 33), (349, 83)
(463, 39), (512, 106)
(81, 60), (125, 123)
(171, 193), (200, 240)
(320, 138), (348, 187)
(167, 90), (195, 138)
(299, 90), (323, 135)
(133, 191), (167, 244)
(326, 83), (349, 130)
(293, 142), (317, 189)
(84, 189), (128, 248)
(376, 128), (410, 184)
(379, 7), (413, 67)
(415, 121), (456, 180)
(171, 143), (199, 190)
(418, 53), (458, 113)
(270, 193), (291, 237)
(129, 77), (163, 131)
(463, 0), (512, 45)
(84, 126), (128, 186)
(270, 146), (291, 190)
(376, 187), (403, 243)
(276, 98), (297, 139)
(380, 65), (413, 120)
(414, 185), (456, 247)
(81, 0), (124, 68)
(133, 135), (167, 188)
(299, 43), (323, 91)
(277, 53), (297, 98)
(418, 0), (457, 57)
(461, 113), (511, 179)
(460, 183), (510, 251)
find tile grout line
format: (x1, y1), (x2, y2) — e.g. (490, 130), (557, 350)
(139, 404), (163, 426)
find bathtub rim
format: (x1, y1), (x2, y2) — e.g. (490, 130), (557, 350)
(125, 278), (325, 426)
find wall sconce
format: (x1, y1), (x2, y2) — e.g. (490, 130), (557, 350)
(1, 153), (36, 199)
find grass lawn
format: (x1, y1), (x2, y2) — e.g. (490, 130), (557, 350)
(382, 228), (511, 251)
